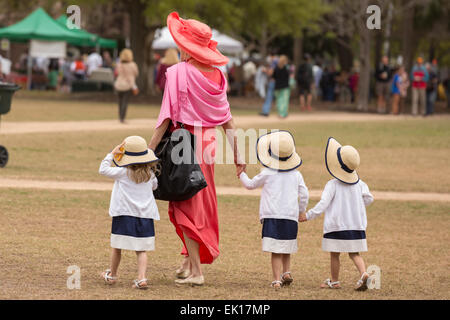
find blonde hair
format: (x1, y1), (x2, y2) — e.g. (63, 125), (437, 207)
(278, 55), (288, 68)
(120, 48), (134, 62)
(127, 162), (160, 184)
(161, 48), (179, 66)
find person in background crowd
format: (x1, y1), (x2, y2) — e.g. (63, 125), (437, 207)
(70, 55), (86, 80)
(348, 68), (359, 104)
(272, 55), (291, 118)
(0, 57), (4, 81)
(86, 50), (103, 76)
(259, 55), (278, 116)
(312, 62), (323, 100)
(61, 56), (74, 93)
(320, 65), (337, 102)
(336, 70), (351, 104)
(114, 48), (139, 123)
(47, 58), (59, 91)
(243, 59), (257, 96)
(296, 54), (314, 111)
(254, 61), (268, 99)
(425, 60), (439, 116)
(375, 55), (393, 114)
(102, 51), (113, 69)
(444, 77), (450, 110)
(410, 57), (429, 116)
(390, 65), (409, 115)
(155, 48), (179, 93)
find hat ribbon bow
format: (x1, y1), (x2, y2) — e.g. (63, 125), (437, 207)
(180, 24), (218, 50)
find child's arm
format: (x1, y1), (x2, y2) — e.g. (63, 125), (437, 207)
(298, 173), (309, 213)
(239, 171), (268, 190)
(99, 142), (126, 180)
(305, 180), (336, 221)
(361, 181), (374, 206)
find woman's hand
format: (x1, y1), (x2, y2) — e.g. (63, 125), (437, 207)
(112, 141), (125, 156)
(235, 163), (246, 177)
(299, 212), (307, 222)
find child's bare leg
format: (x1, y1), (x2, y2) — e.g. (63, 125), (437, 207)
(271, 253), (283, 282)
(110, 248), (121, 277)
(136, 251), (148, 280)
(349, 252), (366, 276)
(330, 252), (340, 282)
(281, 254), (291, 274)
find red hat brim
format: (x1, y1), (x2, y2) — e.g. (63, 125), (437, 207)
(167, 12), (228, 66)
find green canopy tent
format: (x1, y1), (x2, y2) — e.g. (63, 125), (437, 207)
(0, 8), (88, 89)
(55, 15), (117, 49)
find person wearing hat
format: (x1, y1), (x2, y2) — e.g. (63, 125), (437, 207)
(148, 12), (246, 286)
(99, 136), (160, 290)
(299, 137), (374, 291)
(239, 131), (309, 289)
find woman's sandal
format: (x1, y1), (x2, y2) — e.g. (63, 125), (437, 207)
(132, 278), (149, 290)
(101, 269), (118, 285)
(355, 272), (370, 291)
(176, 268), (191, 279)
(281, 272), (293, 287)
(271, 280), (282, 290)
(320, 278), (341, 289)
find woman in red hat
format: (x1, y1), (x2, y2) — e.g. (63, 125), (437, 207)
(148, 12), (246, 286)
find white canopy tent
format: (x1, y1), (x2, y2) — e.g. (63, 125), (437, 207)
(152, 27), (244, 55)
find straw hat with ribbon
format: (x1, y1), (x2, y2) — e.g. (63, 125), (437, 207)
(167, 12), (228, 66)
(113, 136), (159, 167)
(256, 130), (302, 172)
(325, 137), (360, 184)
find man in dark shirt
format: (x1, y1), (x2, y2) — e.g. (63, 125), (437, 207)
(296, 54), (314, 111)
(375, 55), (393, 113)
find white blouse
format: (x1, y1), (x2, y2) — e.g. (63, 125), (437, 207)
(99, 153), (160, 220)
(239, 168), (309, 222)
(306, 179), (374, 234)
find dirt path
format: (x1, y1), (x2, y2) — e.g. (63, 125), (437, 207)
(2, 112), (437, 135)
(1, 178), (449, 202)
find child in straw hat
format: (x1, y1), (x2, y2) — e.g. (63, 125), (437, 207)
(299, 137), (374, 291)
(99, 136), (160, 290)
(239, 130), (309, 290)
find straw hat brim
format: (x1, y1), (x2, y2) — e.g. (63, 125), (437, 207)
(325, 137), (359, 184)
(113, 149), (159, 167)
(167, 12), (228, 66)
(256, 131), (302, 172)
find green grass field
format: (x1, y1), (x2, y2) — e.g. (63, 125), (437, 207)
(0, 188), (448, 299)
(0, 96), (449, 300)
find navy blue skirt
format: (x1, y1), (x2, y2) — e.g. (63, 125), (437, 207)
(110, 216), (155, 251)
(261, 218), (298, 254)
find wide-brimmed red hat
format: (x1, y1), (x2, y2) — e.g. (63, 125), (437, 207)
(167, 12), (228, 66)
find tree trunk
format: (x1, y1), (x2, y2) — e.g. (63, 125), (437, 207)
(336, 36), (353, 72)
(259, 23), (268, 58)
(401, 0), (415, 72)
(293, 35), (303, 69)
(357, 0), (372, 112)
(128, 0), (150, 94)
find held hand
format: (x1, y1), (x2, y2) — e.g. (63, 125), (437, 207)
(235, 163), (246, 177)
(299, 212), (307, 222)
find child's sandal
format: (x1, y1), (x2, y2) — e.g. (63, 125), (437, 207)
(271, 280), (282, 290)
(320, 278), (341, 289)
(101, 269), (118, 285)
(354, 272), (370, 291)
(132, 278), (149, 290)
(281, 272), (293, 287)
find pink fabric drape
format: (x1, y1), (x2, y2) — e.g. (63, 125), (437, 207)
(156, 62), (232, 128)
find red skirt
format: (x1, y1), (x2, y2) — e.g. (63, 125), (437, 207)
(168, 124), (219, 264)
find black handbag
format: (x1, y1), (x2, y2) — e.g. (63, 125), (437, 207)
(153, 123), (207, 201)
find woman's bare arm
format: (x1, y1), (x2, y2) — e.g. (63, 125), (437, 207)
(148, 118), (170, 150)
(221, 119), (246, 177)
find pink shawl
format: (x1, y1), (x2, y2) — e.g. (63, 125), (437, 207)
(155, 62), (232, 128)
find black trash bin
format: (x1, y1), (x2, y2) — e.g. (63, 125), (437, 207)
(0, 82), (21, 168)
